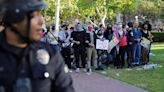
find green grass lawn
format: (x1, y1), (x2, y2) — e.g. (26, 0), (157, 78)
(99, 42), (164, 92)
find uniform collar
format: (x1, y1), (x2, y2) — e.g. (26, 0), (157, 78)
(0, 32), (28, 55)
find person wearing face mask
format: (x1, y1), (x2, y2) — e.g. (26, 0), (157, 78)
(59, 25), (73, 70)
(71, 22), (87, 72)
(96, 30), (104, 39)
(126, 22), (135, 68)
(103, 24), (114, 66)
(85, 22), (98, 74)
(117, 23), (127, 68)
(104, 24), (113, 40)
(96, 30), (106, 70)
(112, 24), (120, 68)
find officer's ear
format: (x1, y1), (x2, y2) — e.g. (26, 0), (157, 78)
(12, 22), (19, 29)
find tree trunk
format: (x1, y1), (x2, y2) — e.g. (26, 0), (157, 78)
(122, 11), (127, 23)
(116, 12), (122, 23)
(55, 0), (60, 38)
(96, 0), (107, 27)
(96, 7), (101, 19)
(102, 0), (107, 27)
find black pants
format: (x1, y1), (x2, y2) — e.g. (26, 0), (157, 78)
(74, 46), (86, 68)
(118, 46), (127, 68)
(127, 45), (133, 67)
(110, 47), (118, 67)
(61, 47), (72, 68)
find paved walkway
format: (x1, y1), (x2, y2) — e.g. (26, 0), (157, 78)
(71, 70), (148, 92)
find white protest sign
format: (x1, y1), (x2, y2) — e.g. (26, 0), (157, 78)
(96, 39), (109, 50)
(140, 37), (151, 49)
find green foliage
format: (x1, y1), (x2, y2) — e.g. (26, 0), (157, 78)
(138, 0), (159, 15)
(152, 32), (164, 42)
(43, 0), (164, 22)
(77, 0), (137, 19)
(77, 0), (97, 17)
(43, 0), (55, 23)
(44, 0), (79, 22)
(60, 0), (79, 19)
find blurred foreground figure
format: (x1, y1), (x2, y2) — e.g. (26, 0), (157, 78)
(0, 0), (74, 92)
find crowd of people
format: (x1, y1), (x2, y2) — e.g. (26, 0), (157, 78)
(153, 24), (164, 32)
(40, 19), (154, 74)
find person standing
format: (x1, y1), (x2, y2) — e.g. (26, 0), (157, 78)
(117, 23), (127, 68)
(59, 25), (72, 69)
(132, 21), (142, 65)
(96, 29), (106, 70)
(0, 0), (74, 92)
(141, 24), (154, 64)
(85, 22), (98, 74)
(103, 24), (113, 66)
(71, 22), (86, 72)
(127, 22), (134, 68)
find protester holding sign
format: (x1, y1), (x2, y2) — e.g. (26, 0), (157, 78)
(96, 30), (106, 70)
(141, 24), (154, 64)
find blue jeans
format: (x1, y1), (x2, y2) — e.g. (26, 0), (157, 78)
(133, 43), (141, 64)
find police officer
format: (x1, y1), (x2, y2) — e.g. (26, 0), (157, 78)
(0, 0), (75, 92)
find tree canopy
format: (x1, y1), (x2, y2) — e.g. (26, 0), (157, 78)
(43, 0), (164, 23)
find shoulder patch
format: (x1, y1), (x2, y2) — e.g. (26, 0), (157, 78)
(36, 49), (50, 65)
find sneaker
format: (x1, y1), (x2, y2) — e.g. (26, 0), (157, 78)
(86, 72), (92, 75)
(83, 68), (87, 72)
(88, 68), (92, 72)
(87, 69), (92, 75)
(69, 70), (73, 73)
(86, 68), (92, 75)
(75, 68), (80, 73)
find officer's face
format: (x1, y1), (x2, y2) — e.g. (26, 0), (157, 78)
(29, 10), (44, 41)
(11, 10), (43, 42)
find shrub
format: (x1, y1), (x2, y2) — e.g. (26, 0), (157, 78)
(151, 32), (164, 42)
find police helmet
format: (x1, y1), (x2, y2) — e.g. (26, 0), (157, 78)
(0, 0), (5, 22)
(3, 0), (47, 24)
(1, 0), (47, 43)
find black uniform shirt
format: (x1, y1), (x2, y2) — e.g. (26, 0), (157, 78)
(0, 33), (74, 92)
